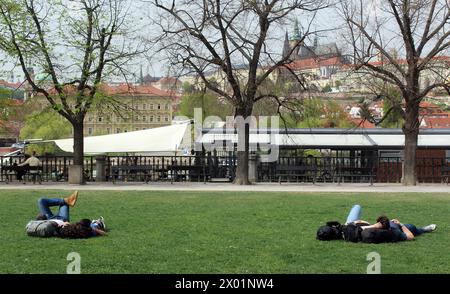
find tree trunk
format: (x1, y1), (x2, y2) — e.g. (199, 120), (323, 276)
(234, 107), (252, 185)
(73, 122), (84, 166)
(235, 149), (250, 185)
(70, 121), (85, 184)
(402, 104), (419, 186)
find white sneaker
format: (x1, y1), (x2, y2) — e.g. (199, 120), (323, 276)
(422, 224), (437, 232)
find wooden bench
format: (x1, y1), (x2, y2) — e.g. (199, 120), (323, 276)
(1, 168), (11, 183)
(1, 165), (43, 184)
(276, 165), (317, 184)
(110, 165), (153, 183)
(336, 166), (377, 185)
(26, 166), (43, 184)
(171, 165), (210, 183)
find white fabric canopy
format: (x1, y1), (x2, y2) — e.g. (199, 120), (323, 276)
(199, 129), (450, 148)
(52, 123), (191, 154)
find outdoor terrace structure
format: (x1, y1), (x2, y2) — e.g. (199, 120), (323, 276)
(2, 128), (450, 185)
(199, 128), (450, 183)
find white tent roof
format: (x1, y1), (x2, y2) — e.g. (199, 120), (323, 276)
(199, 128), (450, 149)
(52, 123), (191, 154)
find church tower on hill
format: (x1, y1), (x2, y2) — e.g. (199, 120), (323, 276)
(282, 19), (343, 62)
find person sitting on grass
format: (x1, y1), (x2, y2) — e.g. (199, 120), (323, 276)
(34, 191), (107, 238)
(345, 205), (437, 241)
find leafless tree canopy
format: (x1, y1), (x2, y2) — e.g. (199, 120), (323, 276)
(154, 0), (328, 109)
(340, 0), (450, 100)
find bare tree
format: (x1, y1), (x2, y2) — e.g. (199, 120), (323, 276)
(0, 0), (142, 184)
(153, 0), (328, 184)
(340, 0), (450, 185)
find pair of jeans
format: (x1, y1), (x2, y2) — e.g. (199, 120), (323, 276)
(345, 204), (362, 224)
(402, 224), (425, 236)
(38, 198), (69, 222)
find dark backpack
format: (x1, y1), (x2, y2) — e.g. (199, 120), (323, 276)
(316, 221), (343, 241)
(342, 223), (364, 242)
(361, 228), (397, 244)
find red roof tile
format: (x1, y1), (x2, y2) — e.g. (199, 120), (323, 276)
(0, 147), (17, 153)
(369, 56), (450, 67)
(286, 57), (344, 70)
(156, 77), (181, 84)
(9, 99), (24, 106)
(351, 118), (376, 129)
(422, 117), (450, 128)
(419, 101), (440, 109)
(101, 84), (178, 97)
(0, 80), (22, 89)
(43, 83), (179, 98)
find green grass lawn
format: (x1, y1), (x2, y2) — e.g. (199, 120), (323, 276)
(0, 189), (449, 274)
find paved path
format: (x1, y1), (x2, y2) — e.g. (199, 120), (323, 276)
(1, 182), (450, 193)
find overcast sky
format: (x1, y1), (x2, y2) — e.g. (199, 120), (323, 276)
(2, 0), (427, 84)
(0, 0), (348, 84)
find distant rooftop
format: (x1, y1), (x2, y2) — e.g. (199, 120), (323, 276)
(40, 83), (179, 98)
(0, 80), (23, 90)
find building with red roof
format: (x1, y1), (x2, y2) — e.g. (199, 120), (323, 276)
(151, 77), (182, 94)
(84, 84), (179, 136)
(0, 80), (22, 90)
(350, 118), (376, 129)
(0, 80), (26, 100)
(421, 117), (450, 129)
(100, 83), (176, 97)
(418, 100), (450, 129)
(285, 56), (344, 71)
(33, 83), (179, 136)
(276, 20), (348, 91)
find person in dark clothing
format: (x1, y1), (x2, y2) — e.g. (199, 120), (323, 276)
(359, 214), (436, 241)
(345, 205), (437, 242)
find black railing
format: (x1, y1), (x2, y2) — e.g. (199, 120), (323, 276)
(1, 154), (449, 184)
(106, 155), (236, 183)
(258, 156), (450, 184)
(0, 156), (96, 183)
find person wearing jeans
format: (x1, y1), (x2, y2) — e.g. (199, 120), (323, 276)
(387, 219), (436, 241)
(36, 192), (79, 227)
(344, 204), (437, 241)
(34, 191), (107, 238)
(38, 198), (71, 222)
(345, 204), (363, 224)
(402, 224), (427, 236)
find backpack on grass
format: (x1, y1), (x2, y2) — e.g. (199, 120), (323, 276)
(316, 221), (343, 241)
(342, 223), (364, 243)
(25, 220), (58, 237)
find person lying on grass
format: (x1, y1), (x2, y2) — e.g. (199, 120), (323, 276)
(317, 205), (438, 242)
(359, 215), (436, 242)
(346, 205), (437, 242)
(26, 191), (107, 239)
